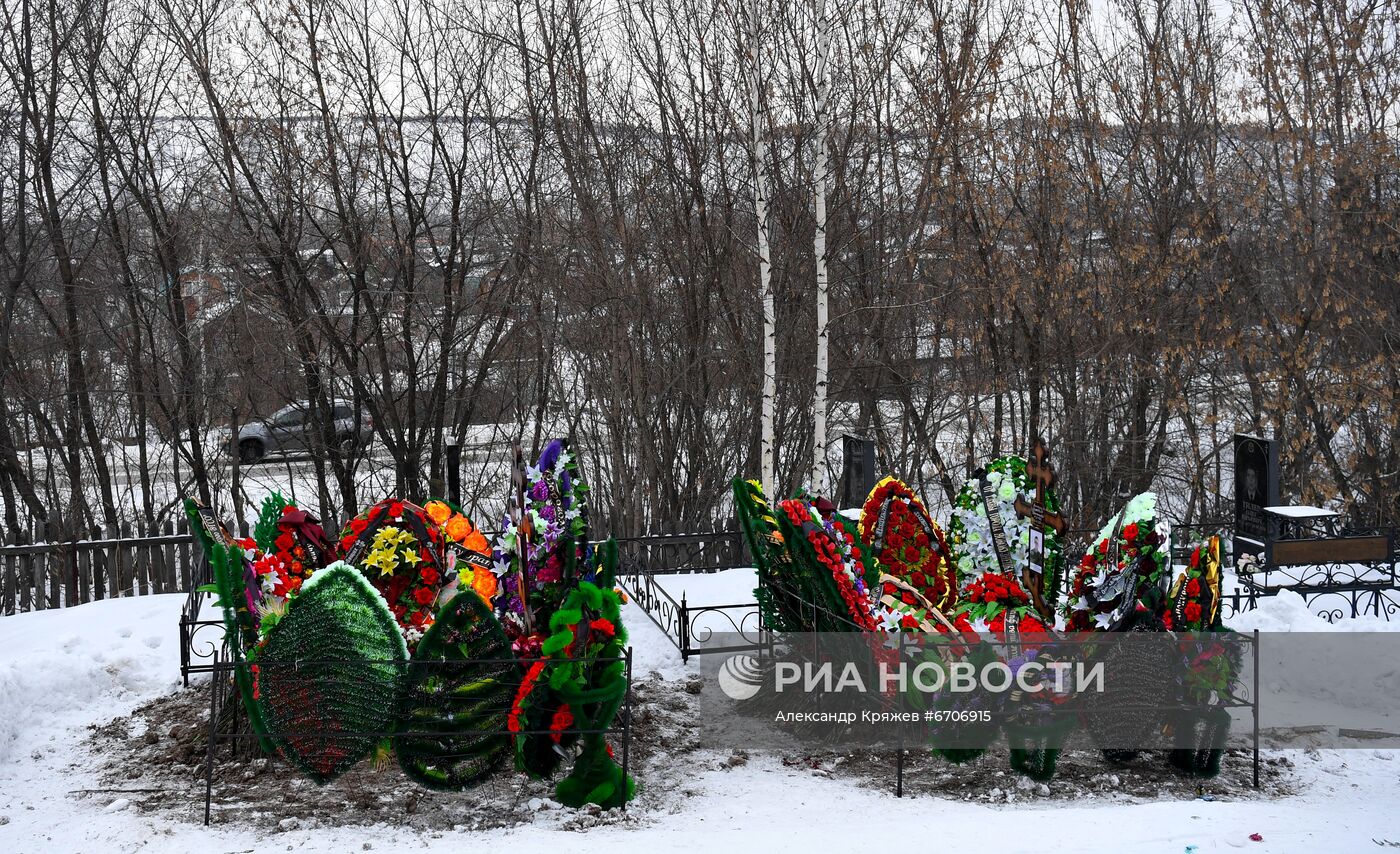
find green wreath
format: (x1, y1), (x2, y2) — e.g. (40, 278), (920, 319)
(506, 541), (636, 808)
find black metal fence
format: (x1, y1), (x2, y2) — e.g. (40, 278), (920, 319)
(754, 576), (1262, 794)
(611, 531), (766, 661)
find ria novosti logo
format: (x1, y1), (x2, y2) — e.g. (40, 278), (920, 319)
(717, 654), (764, 701)
(715, 653), (1107, 700)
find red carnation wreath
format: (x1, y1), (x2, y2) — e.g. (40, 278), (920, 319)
(859, 478), (957, 612)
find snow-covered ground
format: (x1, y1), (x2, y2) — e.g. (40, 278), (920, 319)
(2, 593), (1400, 853)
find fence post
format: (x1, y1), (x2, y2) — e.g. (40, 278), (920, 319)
(621, 646), (632, 813)
(1252, 628), (1260, 789)
(91, 526), (104, 601)
(105, 523), (120, 599)
(20, 528), (39, 611)
(64, 519), (79, 607)
(446, 441), (462, 505)
(3, 530), (16, 615)
(163, 519), (177, 593)
(895, 629), (905, 797)
(77, 539), (90, 605)
(204, 650), (219, 825)
(109, 522), (124, 597)
(127, 520), (143, 596)
(178, 517), (192, 592)
(679, 592), (689, 663)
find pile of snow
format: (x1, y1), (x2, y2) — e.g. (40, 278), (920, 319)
(1227, 589), (1400, 632)
(0, 595), (185, 763)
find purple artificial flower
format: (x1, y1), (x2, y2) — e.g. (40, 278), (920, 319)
(538, 439), (563, 473)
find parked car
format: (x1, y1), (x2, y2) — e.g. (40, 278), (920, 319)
(236, 400), (373, 464)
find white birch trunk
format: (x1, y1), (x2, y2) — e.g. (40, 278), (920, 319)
(811, 0), (830, 496)
(747, 0), (777, 498)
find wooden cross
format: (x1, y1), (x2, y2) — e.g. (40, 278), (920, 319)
(510, 441), (534, 636)
(1013, 438), (1067, 619)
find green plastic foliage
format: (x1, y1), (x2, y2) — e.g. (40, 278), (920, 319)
(395, 590), (521, 789)
(253, 492), (289, 554)
(548, 574), (634, 809)
(733, 479), (806, 631)
(509, 542), (635, 808)
(256, 564), (408, 783)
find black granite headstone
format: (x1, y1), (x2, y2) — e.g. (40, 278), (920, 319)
(837, 434), (877, 508)
(1233, 433), (1279, 557)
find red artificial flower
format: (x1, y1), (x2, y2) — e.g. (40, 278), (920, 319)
(389, 501), (405, 518)
(903, 545), (920, 563)
(1122, 522), (1140, 541)
(387, 574), (410, 601)
(1184, 602), (1203, 623)
(550, 705), (575, 743)
(350, 518), (368, 534)
(412, 586), (437, 605)
(281, 505), (297, 516)
(1190, 547), (1202, 568)
(339, 534), (356, 552)
(590, 618), (616, 636)
(420, 567), (440, 585)
(1186, 578), (1202, 597)
(899, 615), (919, 630)
(275, 531), (295, 552)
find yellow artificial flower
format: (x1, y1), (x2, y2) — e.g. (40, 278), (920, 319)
(365, 545), (400, 577)
(401, 548), (422, 566)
